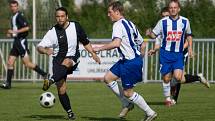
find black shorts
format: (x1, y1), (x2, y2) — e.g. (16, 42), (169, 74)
(52, 57), (79, 79)
(10, 38), (30, 57)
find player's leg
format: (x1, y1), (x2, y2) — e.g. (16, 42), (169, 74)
(123, 88), (157, 121)
(21, 54), (48, 77)
(170, 77), (181, 103)
(56, 79), (75, 120)
(183, 73), (210, 88)
(1, 55), (16, 89)
(18, 38), (48, 78)
(104, 71), (132, 118)
(162, 73), (175, 106)
(159, 50), (177, 106)
(43, 58), (76, 91)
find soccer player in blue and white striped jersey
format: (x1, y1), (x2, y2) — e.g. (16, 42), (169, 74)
(148, 4), (210, 106)
(147, 0), (194, 106)
(93, 1), (157, 121)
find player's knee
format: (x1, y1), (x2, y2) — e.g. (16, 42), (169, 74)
(23, 62), (34, 69)
(7, 61), (14, 68)
(163, 77), (171, 83)
(104, 76), (111, 84)
(175, 76), (182, 82)
(57, 86), (67, 95)
(123, 89), (133, 98)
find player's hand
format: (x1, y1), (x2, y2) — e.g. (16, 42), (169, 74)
(8, 29), (17, 34)
(6, 33), (11, 38)
(145, 28), (152, 36)
(8, 29), (14, 34)
(148, 49), (156, 56)
(92, 53), (101, 64)
(45, 48), (54, 55)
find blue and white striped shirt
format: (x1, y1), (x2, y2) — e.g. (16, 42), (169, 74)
(112, 19), (143, 60)
(153, 16), (192, 52)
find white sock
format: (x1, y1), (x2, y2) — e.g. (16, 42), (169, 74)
(129, 92), (155, 116)
(162, 82), (171, 100)
(107, 81), (130, 107)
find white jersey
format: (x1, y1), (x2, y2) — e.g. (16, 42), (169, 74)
(38, 21), (89, 58)
(112, 18), (143, 60)
(152, 16), (192, 52)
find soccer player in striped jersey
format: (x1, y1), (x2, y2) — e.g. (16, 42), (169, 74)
(1, 0), (48, 89)
(93, 1), (157, 121)
(147, 2), (210, 106)
(37, 7), (100, 120)
(147, 0), (193, 106)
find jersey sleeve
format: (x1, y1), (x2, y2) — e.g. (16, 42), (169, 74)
(152, 20), (162, 36)
(135, 28), (144, 45)
(37, 30), (53, 48)
(112, 22), (123, 40)
(75, 22), (90, 46)
(155, 35), (161, 45)
(186, 19), (192, 36)
(17, 12), (28, 27)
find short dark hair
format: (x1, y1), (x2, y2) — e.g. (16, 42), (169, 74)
(108, 1), (124, 15)
(56, 7), (68, 16)
(9, 0), (19, 5)
(161, 7), (169, 13)
(168, 0), (181, 8)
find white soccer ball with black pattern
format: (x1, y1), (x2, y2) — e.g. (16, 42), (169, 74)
(39, 92), (56, 108)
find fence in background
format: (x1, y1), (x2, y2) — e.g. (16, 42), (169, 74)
(0, 39), (215, 83)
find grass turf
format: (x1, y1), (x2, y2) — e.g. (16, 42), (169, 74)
(0, 82), (214, 121)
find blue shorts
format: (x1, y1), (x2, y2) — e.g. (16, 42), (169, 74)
(110, 56), (143, 89)
(159, 48), (184, 75)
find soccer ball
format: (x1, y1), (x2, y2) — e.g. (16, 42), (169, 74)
(39, 92), (56, 108)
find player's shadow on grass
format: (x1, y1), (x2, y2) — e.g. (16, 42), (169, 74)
(147, 101), (164, 105)
(24, 114), (65, 120)
(81, 116), (130, 121)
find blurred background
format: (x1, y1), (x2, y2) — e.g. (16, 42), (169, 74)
(0, 0), (215, 39)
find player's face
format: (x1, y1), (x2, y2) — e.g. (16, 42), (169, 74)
(55, 10), (68, 26)
(161, 12), (170, 18)
(108, 6), (119, 22)
(169, 2), (180, 17)
(10, 3), (19, 14)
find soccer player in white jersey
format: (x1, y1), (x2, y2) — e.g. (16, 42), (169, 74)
(148, 6), (210, 106)
(146, 0), (194, 106)
(93, 1), (157, 121)
(37, 7), (100, 120)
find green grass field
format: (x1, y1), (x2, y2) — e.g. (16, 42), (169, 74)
(0, 82), (214, 121)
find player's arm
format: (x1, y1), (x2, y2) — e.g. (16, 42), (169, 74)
(9, 13), (30, 35)
(186, 35), (193, 57)
(75, 22), (100, 64)
(93, 22), (122, 51)
(94, 38), (121, 52)
(37, 46), (53, 55)
(148, 35), (161, 56)
(16, 26), (29, 33)
(183, 40), (189, 49)
(140, 41), (146, 57)
(7, 26), (29, 35)
(148, 44), (160, 56)
(83, 43), (101, 64)
(37, 31), (53, 55)
(146, 28), (157, 39)
(146, 20), (162, 39)
(186, 20), (193, 58)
